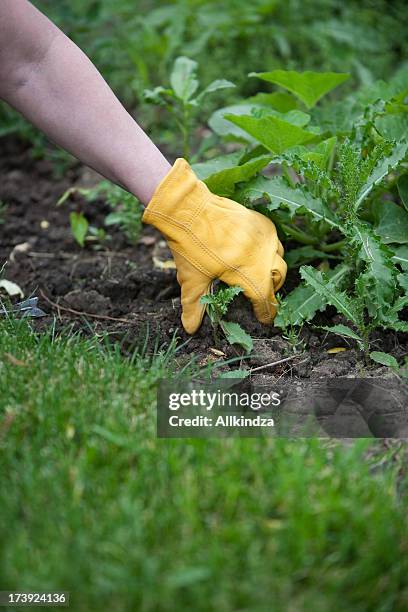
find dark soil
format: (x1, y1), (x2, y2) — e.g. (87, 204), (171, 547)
(1, 137), (407, 382)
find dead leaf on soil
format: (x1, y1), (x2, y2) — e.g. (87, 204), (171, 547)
(0, 279), (24, 298)
(9, 241), (31, 262)
(153, 256), (176, 270)
(209, 347), (226, 357)
(139, 235), (156, 246)
(198, 354), (219, 366)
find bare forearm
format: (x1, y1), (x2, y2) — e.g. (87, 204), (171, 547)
(0, 0), (170, 204)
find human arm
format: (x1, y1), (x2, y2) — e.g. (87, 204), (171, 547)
(0, 0), (287, 332)
(0, 0), (171, 204)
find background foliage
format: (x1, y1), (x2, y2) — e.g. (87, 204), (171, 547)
(1, 0), (408, 144)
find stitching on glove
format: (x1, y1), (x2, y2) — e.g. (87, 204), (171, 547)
(149, 211), (272, 318)
(171, 247), (213, 278)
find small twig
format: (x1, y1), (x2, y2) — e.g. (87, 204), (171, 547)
(250, 353), (303, 374)
(28, 250), (131, 259)
(39, 290), (134, 324)
(28, 252), (77, 259)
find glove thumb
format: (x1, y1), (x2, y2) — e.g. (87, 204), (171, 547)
(172, 252), (212, 334)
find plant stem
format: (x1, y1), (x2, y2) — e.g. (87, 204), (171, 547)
(320, 239), (346, 253)
(182, 103), (191, 161)
(281, 223), (318, 246)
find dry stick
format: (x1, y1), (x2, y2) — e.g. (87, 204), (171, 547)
(250, 353), (303, 374)
(40, 290), (135, 324)
(28, 251), (131, 259)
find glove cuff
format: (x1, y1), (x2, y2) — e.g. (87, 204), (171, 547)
(142, 158), (210, 231)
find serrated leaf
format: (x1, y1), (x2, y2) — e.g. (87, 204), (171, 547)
(370, 351), (399, 369)
(373, 200), (408, 244)
(379, 293), (408, 332)
(237, 176), (341, 229)
(397, 173), (408, 212)
(385, 321), (408, 332)
(193, 153), (272, 197)
(298, 136), (337, 170)
(220, 320), (253, 353)
(353, 223), (397, 317)
(170, 57), (199, 102)
(274, 264), (350, 327)
(224, 114), (316, 154)
(320, 324), (363, 345)
(300, 266), (360, 325)
(356, 140), (408, 208)
(398, 273), (408, 294)
(391, 245), (408, 269)
(250, 70), (350, 108)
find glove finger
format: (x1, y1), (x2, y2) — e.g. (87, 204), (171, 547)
(172, 251), (212, 334)
(223, 252), (287, 325)
(230, 273), (277, 325)
(271, 252), (287, 292)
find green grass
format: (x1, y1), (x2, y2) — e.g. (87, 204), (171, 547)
(0, 319), (407, 611)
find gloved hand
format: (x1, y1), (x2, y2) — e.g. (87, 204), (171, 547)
(142, 159), (287, 334)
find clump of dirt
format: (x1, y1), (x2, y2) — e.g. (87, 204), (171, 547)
(1, 137), (407, 381)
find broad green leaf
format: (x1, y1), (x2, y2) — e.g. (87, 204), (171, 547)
(247, 92), (299, 112)
(224, 115), (316, 154)
(391, 245), (408, 269)
(196, 79), (235, 102)
(300, 266), (360, 325)
(193, 153), (272, 197)
(209, 104), (269, 141)
(397, 173), (408, 212)
(237, 176), (341, 229)
(274, 264), (350, 327)
(375, 114), (408, 142)
(373, 200), (408, 244)
(285, 246), (340, 268)
(353, 223), (397, 317)
(170, 57), (198, 102)
(370, 351), (399, 369)
(208, 103), (309, 142)
(70, 211), (88, 247)
(355, 140), (408, 208)
(250, 70), (350, 108)
(221, 321), (253, 353)
(193, 151), (242, 179)
(320, 324), (363, 345)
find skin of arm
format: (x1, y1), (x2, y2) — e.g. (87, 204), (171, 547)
(0, 0), (171, 205)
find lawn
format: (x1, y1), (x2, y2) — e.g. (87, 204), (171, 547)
(0, 319), (407, 611)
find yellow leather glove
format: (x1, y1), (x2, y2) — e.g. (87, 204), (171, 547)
(142, 159), (287, 334)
